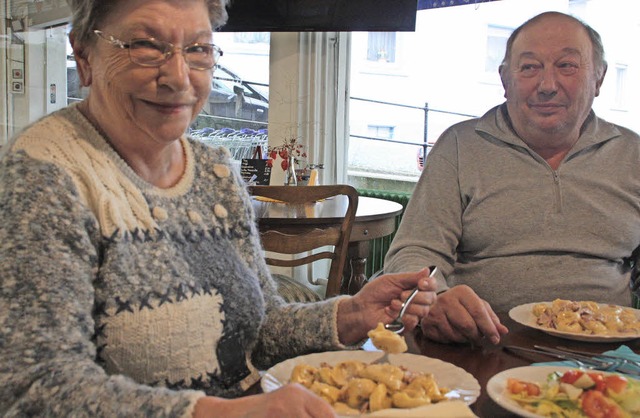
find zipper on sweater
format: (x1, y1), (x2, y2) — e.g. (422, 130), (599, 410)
(552, 170), (562, 213)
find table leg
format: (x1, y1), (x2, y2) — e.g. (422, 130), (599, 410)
(342, 241), (371, 295)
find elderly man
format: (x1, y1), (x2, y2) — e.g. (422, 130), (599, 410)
(384, 11), (640, 345)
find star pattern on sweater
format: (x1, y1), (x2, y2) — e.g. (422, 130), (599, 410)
(139, 294), (154, 311)
(157, 289), (173, 306)
(115, 296), (134, 314)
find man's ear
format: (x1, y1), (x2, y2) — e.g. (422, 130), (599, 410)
(69, 33), (92, 87)
(594, 64), (607, 97)
(499, 64), (508, 99)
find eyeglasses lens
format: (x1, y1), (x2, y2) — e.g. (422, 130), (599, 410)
(128, 39), (220, 69)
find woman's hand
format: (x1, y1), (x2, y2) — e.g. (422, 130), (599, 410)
(337, 267), (437, 345)
(193, 384), (338, 418)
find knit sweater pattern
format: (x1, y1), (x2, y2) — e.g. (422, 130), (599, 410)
(0, 104), (345, 417)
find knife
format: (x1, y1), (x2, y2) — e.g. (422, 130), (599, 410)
(504, 345), (640, 377)
(503, 345), (592, 365)
(555, 345), (640, 369)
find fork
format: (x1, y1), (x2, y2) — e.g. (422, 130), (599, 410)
(504, 345), (616, 371)
(384, 266), (438, 334)
(531, 345), (640, 376)
(532, 345), (619, 370)
(556, 345), (640, 369)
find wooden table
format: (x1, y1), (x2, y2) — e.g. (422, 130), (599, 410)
(405, 312), (640, 417)
(252, 195), (403, 294)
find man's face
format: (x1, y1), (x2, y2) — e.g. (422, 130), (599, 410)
(501, 14), (605, 146)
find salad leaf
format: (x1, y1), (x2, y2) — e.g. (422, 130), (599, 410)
(505, 369), (639, 418)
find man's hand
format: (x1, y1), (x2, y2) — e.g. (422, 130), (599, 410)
(420, 285), (508, 344)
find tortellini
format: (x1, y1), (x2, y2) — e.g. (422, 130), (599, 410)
(367, 322), (408, 354)
(533, 298), (640, 335)
(289, 360), (449, 414)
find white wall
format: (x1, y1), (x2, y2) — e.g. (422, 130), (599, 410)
(45, 25), (68, 114)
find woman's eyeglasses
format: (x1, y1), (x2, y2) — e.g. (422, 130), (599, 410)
(93, 30), (223, 70)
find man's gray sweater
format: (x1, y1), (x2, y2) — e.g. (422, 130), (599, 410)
(385, 104), (640, 312)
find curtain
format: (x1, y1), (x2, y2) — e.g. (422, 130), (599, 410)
(267, 32), (350, 185)
(297, 31), (350, 185)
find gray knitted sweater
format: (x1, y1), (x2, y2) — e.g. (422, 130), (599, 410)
(0, 104), (346, 417)
(385, 104), (640, 312)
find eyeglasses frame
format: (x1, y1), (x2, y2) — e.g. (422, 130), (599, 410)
(93, 30), (223, 70)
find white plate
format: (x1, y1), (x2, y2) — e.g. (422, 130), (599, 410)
(509, 302), (640, 342)
(487, 366), (575, 418)
(261, 350), (480, 417)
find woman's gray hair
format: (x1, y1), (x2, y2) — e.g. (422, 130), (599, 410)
(499, 11), (607, 80)
(67, 0), (230, 45)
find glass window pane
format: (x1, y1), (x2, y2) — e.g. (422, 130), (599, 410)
(348, 0), (640, 192)
(189, 32), (270, 161)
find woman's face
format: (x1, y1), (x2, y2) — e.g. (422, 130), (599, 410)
(80, 0), (214, 145)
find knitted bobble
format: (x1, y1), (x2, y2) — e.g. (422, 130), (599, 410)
(213, 204), (228, 219)
(213, 164), (230, 178)
(152, 207), (169, 221)
(187, 210), (203, 224)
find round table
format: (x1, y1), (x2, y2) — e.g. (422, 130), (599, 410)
(252, 195), (403, 294)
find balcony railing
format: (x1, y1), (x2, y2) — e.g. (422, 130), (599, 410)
(349, 96), (478, 167)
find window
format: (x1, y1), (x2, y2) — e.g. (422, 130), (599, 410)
(485, 25), (511, 73)
(368, 125), (395, 140)
(367, 32), (397, 63)
(614, 64), (628, 110)
(188, 32), (270, 134)
(189, 32), (270, 160)
(347, 0), (640, 193)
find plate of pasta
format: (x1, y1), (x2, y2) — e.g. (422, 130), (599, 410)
(261, 350), (480, 417)
(509, 300), (640, 342)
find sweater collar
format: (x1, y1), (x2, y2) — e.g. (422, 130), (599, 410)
(476, 103), (621, 155)
(68, 102), (196, 196)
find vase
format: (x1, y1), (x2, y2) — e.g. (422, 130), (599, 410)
(284, 156), (297, 186)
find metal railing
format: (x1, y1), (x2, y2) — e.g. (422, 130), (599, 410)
(349, 96), (478, 163)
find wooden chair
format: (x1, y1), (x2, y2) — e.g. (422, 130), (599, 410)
(631, 247), (640, 309)
(248, 185), (359, 301)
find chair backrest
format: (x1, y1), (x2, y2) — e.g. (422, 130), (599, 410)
(631, 246), (640, 309)
(248, 185), (359, 298)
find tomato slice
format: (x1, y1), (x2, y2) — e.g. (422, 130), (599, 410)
(525, 381), (541, 396)
(581, 389), (626, 418)
(604, 375), (628, 394)
(506, 378), (540, 396)
(561, 370), (584, 384)
(507, 378), (525, 394)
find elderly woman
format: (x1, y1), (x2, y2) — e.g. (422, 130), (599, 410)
(0, 0), (437, 417)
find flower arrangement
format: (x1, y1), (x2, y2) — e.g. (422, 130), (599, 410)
(266, 136), (308, 171)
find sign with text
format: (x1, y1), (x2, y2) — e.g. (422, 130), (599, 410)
(241, 159), (272, 185)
